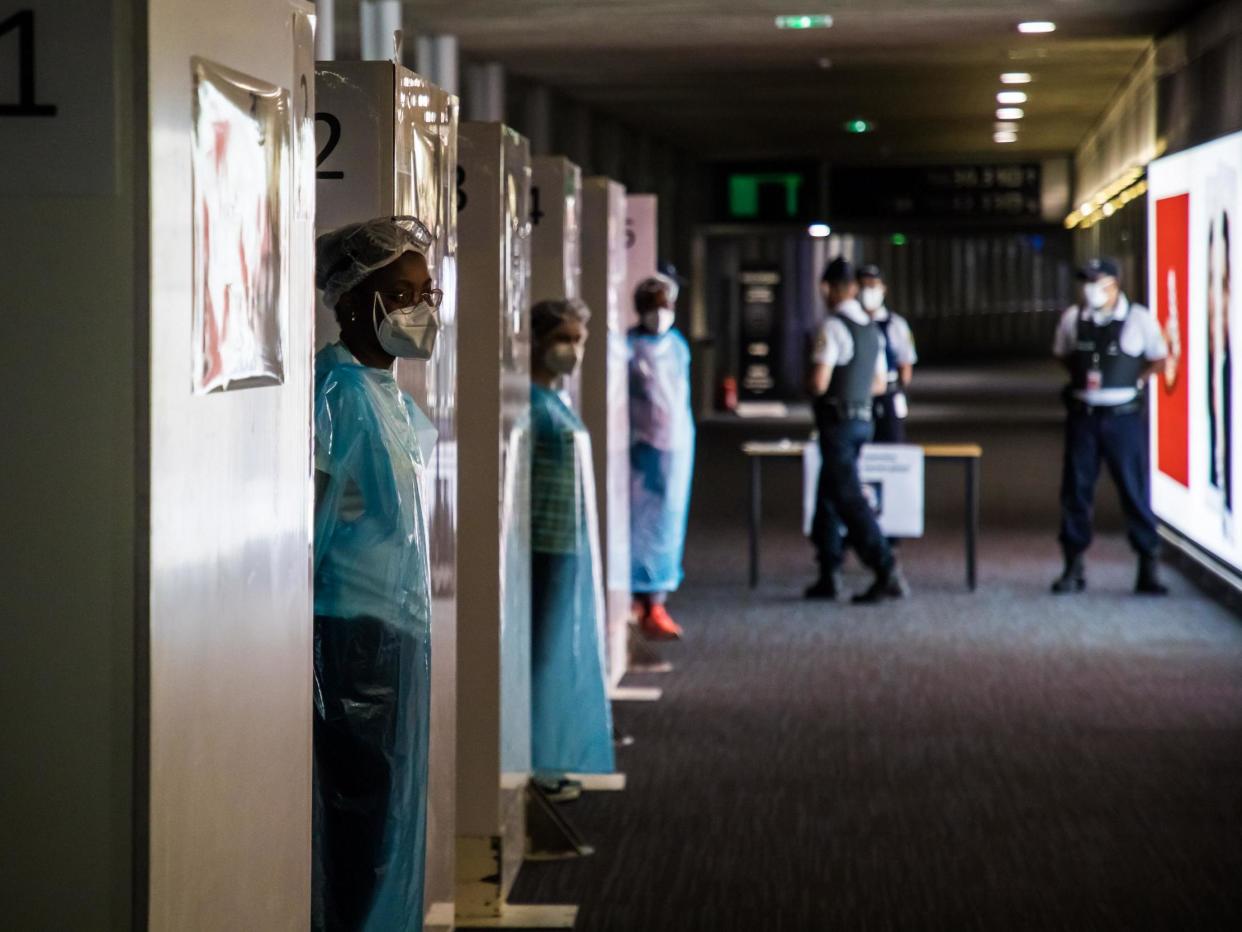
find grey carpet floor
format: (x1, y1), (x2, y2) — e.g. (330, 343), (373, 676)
(509, 525), (1242, 931)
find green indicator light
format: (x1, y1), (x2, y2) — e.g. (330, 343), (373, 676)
(844, 119), (874, 134)
(891, 233), (908, 246)
(775, 14), (834, 29)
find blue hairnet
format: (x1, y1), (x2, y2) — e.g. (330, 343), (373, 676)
(316, 215), (434, 308)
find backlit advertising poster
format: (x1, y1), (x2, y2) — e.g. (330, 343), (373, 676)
(1148, 131), (1242, 572)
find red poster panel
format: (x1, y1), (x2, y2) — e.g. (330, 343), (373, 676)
(1154, 193), (1190, 486)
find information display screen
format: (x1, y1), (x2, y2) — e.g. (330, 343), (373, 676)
(1148, 132), (1242, 572)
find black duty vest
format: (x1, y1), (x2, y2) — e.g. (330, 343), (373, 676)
(825, 313), (881, 408)
(1069, 313), (1145, 391)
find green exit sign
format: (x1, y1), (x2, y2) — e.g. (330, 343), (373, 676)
(728, 173), (805, 219)
(774, 14), (834, 29)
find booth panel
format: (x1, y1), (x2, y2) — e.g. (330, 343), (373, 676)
(146, 1), (316, 928)
(582, 177), (633, 685)
(531, 156), (584, 409)
(455, 120), (534, 916)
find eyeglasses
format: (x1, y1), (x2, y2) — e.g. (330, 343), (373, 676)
(379, 285), (444, 309)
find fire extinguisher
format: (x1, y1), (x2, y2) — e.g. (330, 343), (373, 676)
(718, 376), (738, 412)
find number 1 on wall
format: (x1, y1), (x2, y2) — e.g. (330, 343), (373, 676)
(0, 10), (58, 117)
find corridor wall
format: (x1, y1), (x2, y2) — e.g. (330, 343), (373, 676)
(454, 121), (534, 919)
(315, 61), (461, 925)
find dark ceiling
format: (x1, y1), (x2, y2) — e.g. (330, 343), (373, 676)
(336, 0), (1201, 160)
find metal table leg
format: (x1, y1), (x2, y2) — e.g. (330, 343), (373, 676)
(965, 457), (979, 591)
(749, 455), (761, 589)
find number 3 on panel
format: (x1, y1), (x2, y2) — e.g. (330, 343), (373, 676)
(0, 10), (58, 117)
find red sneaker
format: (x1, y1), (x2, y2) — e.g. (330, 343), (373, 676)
(639, 604), (683, 641)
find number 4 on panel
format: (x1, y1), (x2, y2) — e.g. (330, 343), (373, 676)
(0, 10), (58, 117)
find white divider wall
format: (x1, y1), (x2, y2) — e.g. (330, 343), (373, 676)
(315, 60), (461, 926)
(454, 121), (534, 919)
(625, 193), (660, 329)
(529, 156), (584, 408)
(146, 1), (317, 928)
(581, 178), (633, 686)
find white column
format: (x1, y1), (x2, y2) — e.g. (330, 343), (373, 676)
(359, 0), (402, 61)
(465, 61), (506, 122)
(524, 84), (553, 156)
(315, 0), (335, 59)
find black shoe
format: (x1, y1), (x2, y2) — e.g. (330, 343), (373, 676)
(1135, 556), (1169, 596)
(851, 566), (909, 604)
(804, 573), (842, 600)
(1051, 555), (1086, 594)
(534, 777), (583, 803)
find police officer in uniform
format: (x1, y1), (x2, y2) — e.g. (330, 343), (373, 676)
(858, 263), (917, 442)
(1052, 258), (1169, 595)
(806, 257), (909, 603)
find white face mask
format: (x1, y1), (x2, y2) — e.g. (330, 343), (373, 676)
(374, 292), (439, 359)
(860, 286), (886, 313)
(642, 309), (676, 335)
(1083, 280), (1113, 310)
(543, 343), (581, 376)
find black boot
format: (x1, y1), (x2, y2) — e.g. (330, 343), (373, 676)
(1051, 553), (1086, 594)
(851, 563), (909, 604)
(804, 571), (843, 600)
(1135, 554), (1169, 596)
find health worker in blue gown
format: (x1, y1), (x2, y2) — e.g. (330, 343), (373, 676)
(529, 298), (616, 796)
(628, 273), (695, 641)
(312, 216), (442, 932)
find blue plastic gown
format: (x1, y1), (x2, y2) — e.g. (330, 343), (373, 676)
(628, 327), (696, 594)
(312, 342), (433, 932)
(529, 383), (616, 776)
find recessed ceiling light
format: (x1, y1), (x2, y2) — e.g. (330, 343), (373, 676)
(1000, 72), (1032, 84)
(1018, 21), (1056, 34)
(997, 90), (1028, 104)
(808, 222), (832, 238)
(996, 107), (1025, 120)
(994, 121), (1019, 132)
(994, 131), (1018, 144)
(775, 13), (834, 29)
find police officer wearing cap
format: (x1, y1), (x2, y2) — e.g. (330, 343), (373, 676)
(1052, 257), (1169, 595)
(806, 257), (909, 603)
(858, 263), (917, 442)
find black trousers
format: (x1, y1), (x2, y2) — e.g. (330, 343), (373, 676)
(314, 614), (403, 932)
(1059, 407), (1160, 558)
(810, 416), (894, 574)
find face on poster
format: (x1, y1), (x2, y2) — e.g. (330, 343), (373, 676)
(1148, 131), (1242, 571)
(191, 58), (290, 394)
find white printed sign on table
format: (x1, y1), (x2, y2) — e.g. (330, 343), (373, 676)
(802, 441), (925, 538)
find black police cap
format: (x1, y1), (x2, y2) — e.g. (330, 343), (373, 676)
(856, 263), (883, 281)
(821, 256), (855, 285)
(1077, 257), (1122, 282)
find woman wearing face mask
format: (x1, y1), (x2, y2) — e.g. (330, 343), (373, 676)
(529, 298), (616, 800)
(627, 272), (695, 640)
(312, 216), (442, 931)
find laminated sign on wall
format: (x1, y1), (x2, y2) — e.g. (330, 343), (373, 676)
(802, 442), (925, 538)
